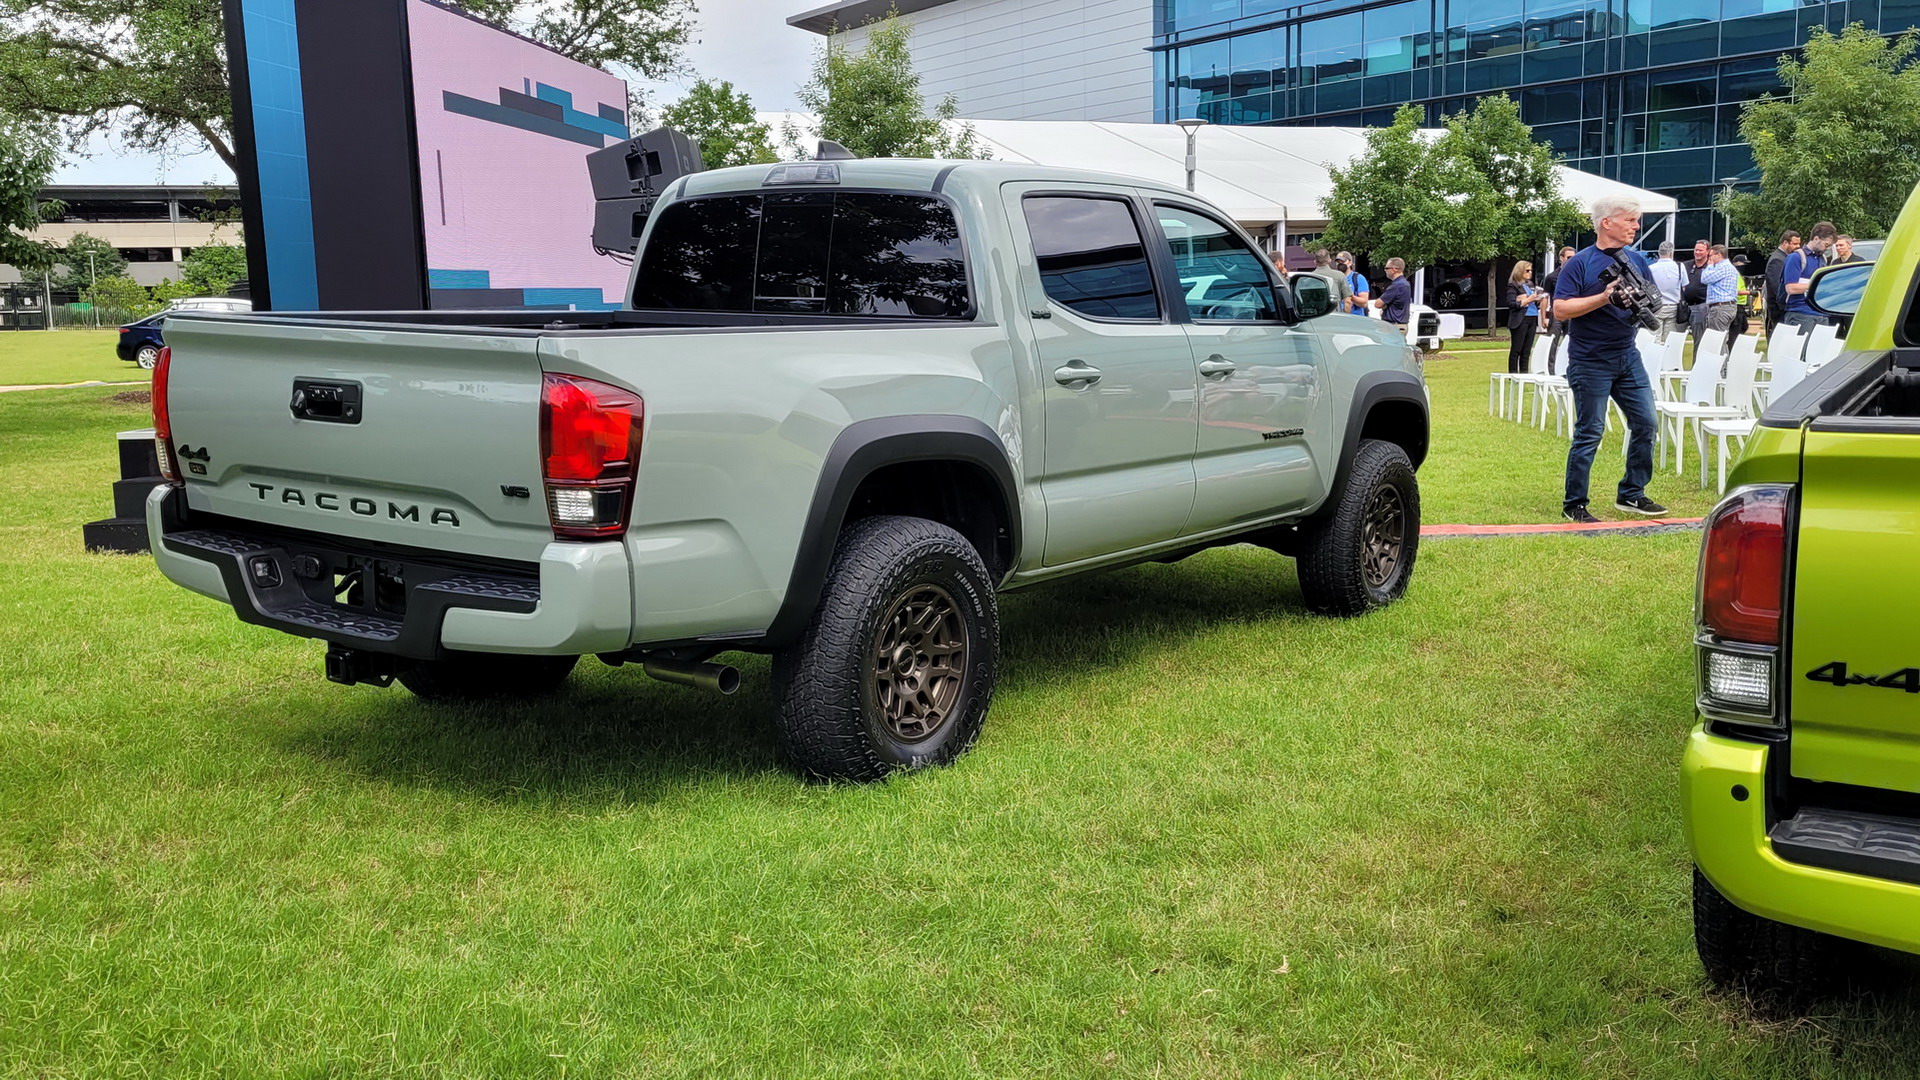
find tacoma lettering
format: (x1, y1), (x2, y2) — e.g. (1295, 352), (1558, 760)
(246, 483), (460, 527)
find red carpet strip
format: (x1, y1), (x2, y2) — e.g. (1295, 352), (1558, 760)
(1421, 517), (1704, 538)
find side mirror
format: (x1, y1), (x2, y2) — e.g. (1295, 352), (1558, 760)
(1807, 261), (1873, 318)
(1289, 273), (1334, 319)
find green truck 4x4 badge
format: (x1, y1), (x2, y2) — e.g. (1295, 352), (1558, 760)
(1806, 661), (1920, 693)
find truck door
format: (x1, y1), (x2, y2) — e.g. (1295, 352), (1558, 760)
(1149, 200), (1328, 532)
(1006, 186), (1199, 566)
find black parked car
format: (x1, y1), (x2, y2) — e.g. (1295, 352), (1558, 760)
(116, 297), (251, 369)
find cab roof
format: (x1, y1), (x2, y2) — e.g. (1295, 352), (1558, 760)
(672, 158), (1201, 203)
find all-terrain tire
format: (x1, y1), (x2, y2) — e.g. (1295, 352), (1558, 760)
(1298, 438), (1419, 616)
(398, 652), (578, 702)
(773, 515), (998, 782)
(1693, 867), (1850, 1004)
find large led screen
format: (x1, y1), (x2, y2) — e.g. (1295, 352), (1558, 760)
(407, 0), (631, 310)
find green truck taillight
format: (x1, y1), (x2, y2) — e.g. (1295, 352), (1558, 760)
(1696, 484), (1792, 727)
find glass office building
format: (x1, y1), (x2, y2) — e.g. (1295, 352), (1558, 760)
(1156, 0), (1917, 243)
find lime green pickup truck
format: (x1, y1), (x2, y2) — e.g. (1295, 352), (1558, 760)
(1684, 193), (1920, 998)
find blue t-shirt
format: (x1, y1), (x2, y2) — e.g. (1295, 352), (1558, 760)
(1784, 250), (1821, 315)
(1553, 245), (1652, 365)
(1346, 270), (1368, 297)
(1378, 276), (1413, 324)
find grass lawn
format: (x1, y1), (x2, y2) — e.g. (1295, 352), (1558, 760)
(3, 367), (1915, 1076)
(0, 329), (138, 387)
(1419, 350), (1721, 524)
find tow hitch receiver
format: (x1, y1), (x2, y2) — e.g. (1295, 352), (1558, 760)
(326, 646), (399, 687)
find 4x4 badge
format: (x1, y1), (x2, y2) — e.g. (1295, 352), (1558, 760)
(1805, 661), (1920, 694)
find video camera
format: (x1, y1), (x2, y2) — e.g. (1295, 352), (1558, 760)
(1597, 252), (1663, 332)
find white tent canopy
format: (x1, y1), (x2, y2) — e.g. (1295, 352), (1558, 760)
(952, 119), (1677, 233)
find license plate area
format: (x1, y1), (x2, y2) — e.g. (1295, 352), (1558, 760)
(329, 556), (409, 617)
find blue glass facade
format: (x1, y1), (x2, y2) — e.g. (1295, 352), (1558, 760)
(1156, 0), (1920, 243)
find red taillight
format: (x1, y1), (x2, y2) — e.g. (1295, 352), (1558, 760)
(540, 373), (642, 539)
(152, 346), (178, 482)
(1699, 485), (1790, 644)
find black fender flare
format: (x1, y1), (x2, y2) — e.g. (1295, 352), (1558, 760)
(1312, 370), (1429, 521)
(761, 415), (1020, 649)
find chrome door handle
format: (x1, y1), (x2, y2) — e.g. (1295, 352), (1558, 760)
(1053, 360), (1102, 387)
(1198, 354), (1237, 377)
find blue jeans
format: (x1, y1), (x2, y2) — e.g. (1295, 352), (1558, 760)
(1563, 347), (1656, 509)
(1781, 311), (1830, 331)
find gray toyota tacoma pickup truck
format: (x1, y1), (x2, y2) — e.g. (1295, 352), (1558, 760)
(147, 159), (1429, 780)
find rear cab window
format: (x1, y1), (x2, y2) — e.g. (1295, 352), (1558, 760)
(1021, 195), (1162, 320)
(631, 191), (972, 318)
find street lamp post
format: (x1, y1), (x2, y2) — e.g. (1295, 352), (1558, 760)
(1174, 117), (1207, 193)
(1718, 175), (1741, 250)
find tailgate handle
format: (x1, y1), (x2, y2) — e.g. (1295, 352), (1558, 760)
(290, 379), (363, 424)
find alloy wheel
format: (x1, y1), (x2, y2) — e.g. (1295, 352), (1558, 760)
(869, 584), (968, 742)
(1361, 483), (1405, 590)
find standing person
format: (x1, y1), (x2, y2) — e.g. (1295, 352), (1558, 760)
(1701, 244), (1741, 367)
(1782, 222), (1836, 331)
(1505, 262), (1545, 373)
(1830, 235), (1862, 334)
(1649, 241), (1683, 342)
(1372, 257), (1412, 327)
(1682, 238), (1712, 351)
(1538, 245), (1577, 372)
(1338, 251), (1369, 312)
(1551, 196), (1667, 523)
(1304, 249), (1352, 311)
(1763, 230), (1801, 339)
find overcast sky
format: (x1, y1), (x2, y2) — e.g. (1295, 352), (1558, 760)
(51, 0), (821, 186)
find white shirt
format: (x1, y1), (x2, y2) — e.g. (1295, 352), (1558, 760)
(1649, 257), (1683, 304)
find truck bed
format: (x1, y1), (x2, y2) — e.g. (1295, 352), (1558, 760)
(179, 307), (969, 335)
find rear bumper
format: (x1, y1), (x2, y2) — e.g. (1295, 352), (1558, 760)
(146, 485), (632, 657)
(1683, 725), (1920, 956)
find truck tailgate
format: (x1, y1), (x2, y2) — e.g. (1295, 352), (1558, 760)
(163, 315), (553, 562)
(1790, 428), (1920, 793)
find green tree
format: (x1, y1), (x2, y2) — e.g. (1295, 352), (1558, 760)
(1723, 24), (1920, 245)
(1321, 99), (1583, 271)
(1434, 95), (1586, 260)
(661, 79), (778, 169)
(0, 114), (62, 280)
(1320, 105), (1490, 271)
(790, 11), (986, 160)
(79, 273), (157, 317)
(0, 0), (694, 173)
(53, 232), (126, 291)
(179, 242), (246, 294)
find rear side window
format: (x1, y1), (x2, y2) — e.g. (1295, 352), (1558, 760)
(632, 192), (970, 318)
(1023, 196), (1160, 320)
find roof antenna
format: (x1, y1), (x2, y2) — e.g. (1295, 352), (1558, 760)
(815, 139), (858, 161)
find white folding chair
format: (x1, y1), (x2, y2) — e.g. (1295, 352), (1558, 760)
(1695, 327), (1728, 369)
(1803, 322), (1844, 371)
(1767, 349), (1809, 404)
(1492, 336), (1550, 420)
(1766, 323), (1805, 363)
(1511, 337), (1555, 425)
(1698, 342), (1767, 493)
(1657, 338), (1741, 476)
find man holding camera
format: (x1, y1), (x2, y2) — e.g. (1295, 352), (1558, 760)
(1550, 196), (1667, 524)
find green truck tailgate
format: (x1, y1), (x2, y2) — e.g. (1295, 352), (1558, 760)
(1789, 427), (1920, 793)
